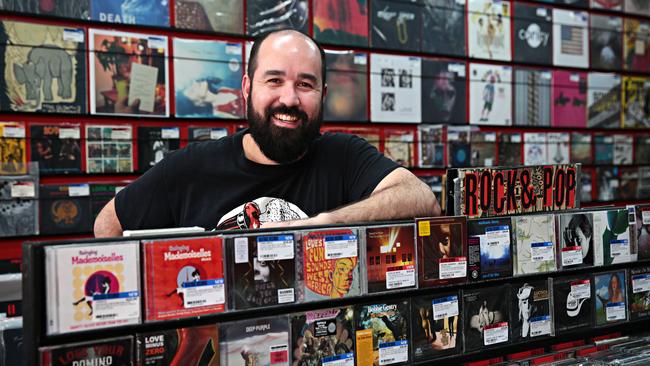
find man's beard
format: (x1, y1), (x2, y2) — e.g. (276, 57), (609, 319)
(247, 92), (323, 164)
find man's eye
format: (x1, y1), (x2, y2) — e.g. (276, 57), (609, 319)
(298, 82), (314, 89)
(267, 78), (281, 84)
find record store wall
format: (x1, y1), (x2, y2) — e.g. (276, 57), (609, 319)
(1, 0), (650, 260)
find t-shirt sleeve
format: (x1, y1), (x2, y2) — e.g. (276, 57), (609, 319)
(344, 134), (400, 201)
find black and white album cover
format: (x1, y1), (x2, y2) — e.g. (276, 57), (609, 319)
(514, 68), (552, 126)
(462, 285), (510, 352)
(247, 0), (308, 36)
(370, 53), (421, 123)
(513, 3), (553, 65)
(558, 212), (595, 268)
(498, 132), (522, 167)
(371, 0), (421, 52)
(553, 275), (593, 334)
(590, 15), (623, 71)
(421, 0), (466, 57)
(588, 73), (622, 128)
(510, 280), (553, 343)
(137, 127), (180, 173)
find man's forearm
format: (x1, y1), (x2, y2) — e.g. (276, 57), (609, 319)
(94, 198), (124, 238)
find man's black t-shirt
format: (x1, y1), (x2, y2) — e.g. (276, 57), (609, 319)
(115, 129), (399, 230)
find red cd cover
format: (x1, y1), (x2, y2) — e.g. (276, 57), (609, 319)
(143, 236), (225, 321)
(365, 224), (416, 293)
(416, 216), (467, 288)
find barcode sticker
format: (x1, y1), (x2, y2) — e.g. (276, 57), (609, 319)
(2, 126), (25, 138)
(562, 246), (583, 266)
(161, 127), (179, 139)
(386, 265), (415, 289)
(606, 302), (626, 321)
(257, 235), (294, 261)
(234, 237), (249, 263)
(210, 128), (227, 140)
(324, 234), (358, 260)
(111, 128), (131, 140)
(182, 279), (225, 308)
(92, 291), (140, 322)
(439, 257), (467, 279)
(63, 28), (84, 43)
(10, 182), (35, 198)
(483, 322), (509, 346)
(277, 288), (295, 304)
(633, 274), (650, 293)
(59, 127), (80, 139)
(642, 210), (650, 225)
(432, 295), (459, 320)
(610, 239), (629, 258)
(378, 340), (408, 365)
(354, 54), (367, 65)
(322, 353), (354, 366)
(68, 184), (90, 197)
(530, 315), (551, 337)
(531, 242), (554, 262)
(570, 280), (591, 299)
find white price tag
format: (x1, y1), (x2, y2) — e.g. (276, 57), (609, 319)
(642, 210), (650, 225)
(322, 353), (354, 366)
(606, 302), (626, 321)
(210, 128), (227, 140)
(432, 295), (459, 320)
(277, 288), (295, 304)
(182, 278), (225, 308)
(632, 274), (650, 293)
(147, 36), (166, 50)
(257, 235), (294, 261)
(512, 134), (522, 143)
(536, 8), (548, 17)
(562, 246), (583, 266)
(570, 281), (591, 299)
(386, 265), (415, 289)
(636, 40), (646, 56)
(610, 239), (629, 258)
(378, 340), (408, 365)
(570, 74), (580, 82)
(59, 127), (80, 139)
(225, 43), (241, 55)
(448, 63), (466, 77)
(68, 184), (90, 197)
(483, 322), (509, 346)
(115, 186), (125, 194)
(324, 234), (358, 260)
(354, 54), (367, 65)
(485, 226), (510, 253)
(530, 315), (551, 337)
(10, 182), (35, 198)
(63, 28), (84, 43)
(111, 128), (131, 140)
(2, 126), (25, 138)
(92, 291), (140, 322)
(161, 127), (179, 139)
(234, 237), (249, 264)
(531, 242), (554, 262)
(439, 257), (467, 279)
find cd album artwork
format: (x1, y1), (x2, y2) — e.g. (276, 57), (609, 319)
(571, 132), (592, 165)
(553, 9), (589, 68)
(625, 0), (650, 15)
(623, 76), (650, 128)
(175, 0), (243, 34)
(594, 134), (614, 165)
(558, 212), (594, 268)
(30, 124), (82, 175)
(467, 217), (513, 280)
(613, 134), (633, 165)
(0, 21), (86, 114)
(421, 0), (466, 57)
(630, 205), (650, 260)
(365, 224), (416, 293)
(523, 132), (547, 166)
(421, 59), (466, 125)
(512, 214), (557, 276)
(624, 19), (650, 73)
(470, 130), (497, 167)
(588, 73), (622, 128)
(85, 124), (133, 174)
(498, 132), (522, 167)
(447, 126), (471, 167)
(635, 136), (650, 165)
(0, 122), (26, 175)
(546, 132), (570, 164)
(469, 63), (512, 125)
(174, 39), (244, 119)
(510, 280), (553, 343)
(580, 169), (593, 203)
(324, 50), (368, 122)
(370, 54), (421, 123)
(314, 0), (368, 46)
(513, 3), (553, 65)
(552, 275), (593, 334)
(411, 292), (462, 361)
(137, 325), (219, 366)
(462, 285), (510, 352)
(39, 184), (92, 235)
(551, 71), (587, 128)
(592, 0), (622, 10)
(291, 306), (355, 366)
(629, 266), (650, 320)
(384, 128), (415, 167)
(417, 125), (445, 168)
(90, 0), (169, 26)
(468, 0), (512, 61)
(40, 337), (133, 366)
(355, 300), (411, 366)
(371, 0), (421, 52)
(416, 216), (467, 288)
(592, 209), (632, 266)
(0, 174), (39, 237)
(137, 127), (180, 173)
(247, 0), (309, 36)
(0, 0), (89, 19)
(514, 69), (552, 126)
(590, 15), (623, 70)
(594, 271), (628, 326)
(89, 29), (169, 117)
(220, 316), (290, 366)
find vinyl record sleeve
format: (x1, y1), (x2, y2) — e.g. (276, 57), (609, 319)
(30, 124), (82, 174)
(384, 128), (415, 167)
(597, 167), (620, 201)
(421, 59), (467, 125)
(624, 19), (650, 73)
(85, 124), (133, 174)
(470, 130), (497, 167)
(592, 209), (633, 266)
(629, 204), (650, 260)
(0, 173), (39, 237)
(467, 0), (512, 61)
(89, 29), (169, 117)
(513, 3), (553, 65)
(619, 167), (639, 201)
(247, 0), (309, 36)
(143, 236), (225, 321)
(613, 134), (633, 165)
(0, 121), (27, 175)
(291, 306), (356, 366)
(40, 336), (133, 366)
(557, 212), (594, 269)
(571, 132), (592, 165)
(0, 0), (89, 19)
(355, 300), (411, 366)
(510, 279), (554, 343)
(370, 0), (421, 52)
(219, 316), (290, 366)
(416, 216), (467, 288)
(592, 0), (622, 10)
(173, 39), (244, 119)
(523, 132), (547, 166)
(447, 126), (471, 168)
(90, 0), (169, 26)
(417, 125), (445, 168)
(622, 76), (650, 128)
(553, 9), (589, 68)
(297, 229), (361, 302)
(540, 0), (589, 8)
(321, 126), (382, 152)
(587, 73), (622, 129)
(137, 126), (180, 173)
(635, 135), (650, 165)
(497, 132), (522, 167)
(364, 223), (416, 294)
(227, 234), (297, 309)
(551, 70), (587, 128)
(90, 183), (121, 219)
(137, 324), (219, 365)
(462, 285), (510, 352)
(590, 15), (623, 70)
(469, 63), (512, 126)
(625, 0), (650, 15)
(188, 126), (229, 142)
(324, 50), (368, 122)
(512, 214), (557, 276)
(514, 68), (552, 127)
(370, 54), (422, 123)
(1, 327), (22, 366)
(628, 266), (650, 321)
(552, 275), (593, 334)
(546, 132), (570, 165)
(174, 0), (243, 34)
(581, 168), (593, 203)
(0, 21), (86, 114)
(593, 270), (628, 326)
(467, 217), (513, 281)
(314, 0), (368, 46)
(39, 184), (92, 235)
(594, 134), (614, 165)
(45, 241), (141, 335)
(411, 292), (462, 362)
(421, 0), (466, 57)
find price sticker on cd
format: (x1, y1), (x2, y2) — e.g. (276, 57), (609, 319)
(324, 234), (358, 260)
(63, 28), (84, 43)
(642, 210), (650, 225)
(570, 280), (591, 299)
(10, 182), (35, 198)
(386, 264), (415, 289)
(277, 288), (295, 304)
(234, 237), (249, 264)
(531, 242), (554, 262)
(210, 128), (227, 140)
(92, 291), (140, 323)
(483, 322), (509, 346)
(257, 235), (294, 261)
(161, 127), (180, 139)
(378, 340), (408, 365)
(485, 226), (511, 249)
(606, 302), (626, 321)
(432, 295), (459, 320)
(439, 257), (467, 279)
(561, 246), (583, 266)
(2, 125), (25, 138)
(111, 128), (131, 140)
(529, 315), (551, 337)
(610, 239), (629, 258)
(59, 127), (80, 139)
(269, 344), (289, 364)
(322, 353), (354, 366)
(182, 278), (225, 308)
(68, 184), (90, 197)
(632, 274), (650, 293)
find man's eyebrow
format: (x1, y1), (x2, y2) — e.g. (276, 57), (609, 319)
(298, 73), (318, 84)
(262, 70), (286, 77)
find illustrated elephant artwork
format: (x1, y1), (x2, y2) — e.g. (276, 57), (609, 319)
(13, 45), (74, 104)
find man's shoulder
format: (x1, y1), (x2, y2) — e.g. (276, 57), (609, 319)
(165, 134), (238, 168)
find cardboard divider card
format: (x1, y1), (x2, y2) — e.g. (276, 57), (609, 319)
(324, 234), (358, 259)
(386, 264), (415, 289)
(531, 242), (554, 262)
(632, 274), (650, 293)
(439, 257), (467, 279)
(571, 281), (591, 299)
(257, 235), (294, 261)
(483, 322), (509, 346)
(606, 302), (626, 321)
(562, 246), (584, 266)
(530, 315), (552, 337)
(92, 291), (140, 322)
(432, 295), (459, 320)
(378, 340), (409, 365)
(181, 278), (225, 308)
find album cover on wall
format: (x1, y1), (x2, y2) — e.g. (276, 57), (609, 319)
(547, 132), (570, 165)
(0, 0), (89, 19)
(175, 0), (243, 34)
(513, 3), (553, 65)
(636, 135), (650, 165)
(0, 122), (27, 175)
(447, 126), (471, 168)
(557, 212), (594, 269)
(622, 76), (650, 128)
(628, 266), (650, 320)
(467, 217), (513, 281)
(39, 184), (92, 235)
(613, 134), (633, 165)
(470, 130), (497, 167)
(594, 134), (614, 165)
(581, 168), (593, 203)
(597, 167), (620, 201)
(629, 204), (650, 260)
(188, 126), (229, 143)
(514, 68), (552, 127)
(523, 132), (547, 166)
(552, 275), (593, 334)
(468, 0), (512, 61)
(619, 167), (639, 201)
(384, 128), (415, 167)
(420, 175), (444, 205)
(137, 325), (219, 365)
(89, 29), (169, 117)
(542, 0), (589, 8)
(417, 125), (445, 168)
(0, 21), (86, 114)
(355, 300), (411, 366)
(571, 132), (593, 165)
(587, 73), (622, 128)
(45, 241), (141, 335)
(551, 71), (587, 128)
(469, 63), (512, 125)
(322, 126), (382, 151)
(510, 279), (554, 343)
(40, 336), (133, 366)
(85, 124), (133, 174)
(91, 183), (122, 219)
(624, 19), (650, 73)
(1, 327), (22, 366)
(324, 50), (368, 122)
(593, 208), (632, 267)
(365, 223), (416, 293)
(462, 285), (510, 352)
(370, 54), (421, 123)
(220, 316), (290, 366)
(91, 0), (169, 26)
(416, 216), (467, 288)
(553, 9), (590, 68)
(0, 174), (38, 237)
(314, 0), (368, 46)
(174, 39), (244, 119)
(371, 0), (421, 52)
(512, 214), (557, 276)
(247, 0), (308, 36)
(30, 124), (82, 175)
(593, 270), (628, 326)
(625, 0), (650, 15)
(422, 0), (466, 56)
(498, 132), (522, 167)
(137, 126), (180, 173)
(226, 234), (296, 309)
(411, 292), (462, 362)
(291, 306), (355, 366)
(590, 15), (623, 70)
(421, 59), (466, 125)
(592, 0), (623, 10)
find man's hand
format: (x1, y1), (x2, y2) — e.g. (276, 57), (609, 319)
(115, 96), (140, 114)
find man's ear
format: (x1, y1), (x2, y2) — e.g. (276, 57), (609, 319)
(242, 74), (251, 102)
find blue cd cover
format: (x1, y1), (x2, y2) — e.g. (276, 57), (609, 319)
(91, 0), (170, 26)
(468, 218), (513, 281)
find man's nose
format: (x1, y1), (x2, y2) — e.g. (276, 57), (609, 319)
(278, 84), (300, 107)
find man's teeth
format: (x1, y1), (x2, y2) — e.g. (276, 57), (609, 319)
(274, 113), (298, 122)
